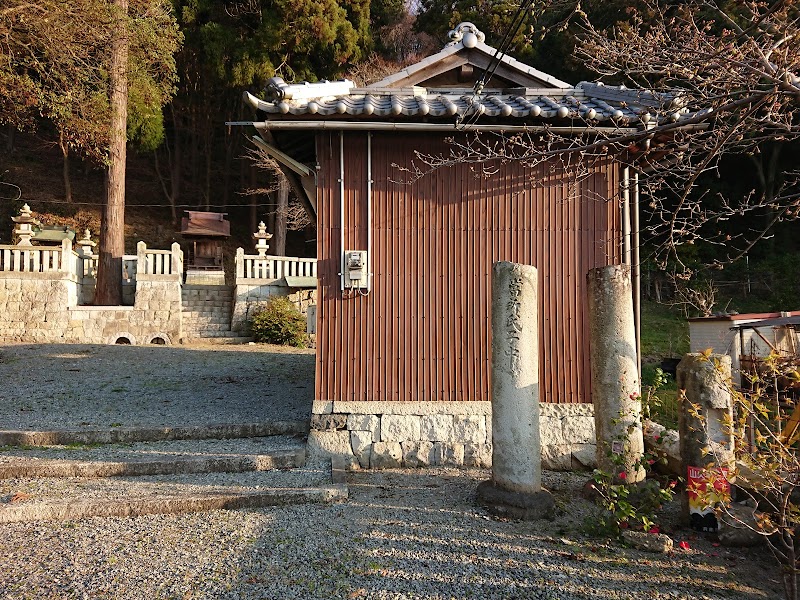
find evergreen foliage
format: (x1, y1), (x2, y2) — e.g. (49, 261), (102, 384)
(250, 296), (308, 347)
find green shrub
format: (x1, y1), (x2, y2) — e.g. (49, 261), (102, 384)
(250, 296), (307, 347)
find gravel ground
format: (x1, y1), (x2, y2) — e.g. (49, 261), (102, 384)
(0, 343), (784, 599)
(0, 463), (332, 506)
(0, 435), (305, 465)
(0, 469), (783, 600)
(0, 343), (314, 430)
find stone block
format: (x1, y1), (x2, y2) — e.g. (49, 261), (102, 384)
(432, 442), (464, 467)
(420, 415), (453, 442)
(310, 414), (347, 431)
(380, 415), (421, 443)
(453, 415), (486, 444)
(347, 414), (379, 441)
(306, 430), (357, 469)
(541, 444), (573, 471)
(464, 443), (492, 468)
(571, 444), (597, 469)
(350, 430), (373, 469)
(371, 442), (402, 469)
(539, 416), (566, 447)
(402, 441), (433, 467)
(563, 416), (596, 445)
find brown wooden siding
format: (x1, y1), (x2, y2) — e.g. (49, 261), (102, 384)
(315, 131), (621, 404)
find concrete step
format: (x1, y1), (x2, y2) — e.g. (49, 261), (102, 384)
(0, 461), (347, 523)
(0, 436), (306, 479)
(0, 421), (308, 447)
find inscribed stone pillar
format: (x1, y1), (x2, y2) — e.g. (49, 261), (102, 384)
(477, 261), (553, 519)
(677, 353), (734, 526)
(587, 265), (645, 483)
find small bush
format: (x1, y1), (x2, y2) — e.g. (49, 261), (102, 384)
(250, 296), (307, 347)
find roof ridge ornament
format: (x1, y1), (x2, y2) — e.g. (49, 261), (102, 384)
(447, 22), (485, 48)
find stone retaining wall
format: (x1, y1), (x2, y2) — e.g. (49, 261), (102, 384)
(307, 401), (596, 471)
(0, 273), (78, 342)
(232, 282), (317, 333)
(0, 272), (182, 345)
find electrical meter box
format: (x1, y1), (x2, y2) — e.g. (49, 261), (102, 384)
(343, 250), (369, 290)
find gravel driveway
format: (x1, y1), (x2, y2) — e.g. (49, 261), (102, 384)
(0, 469), (782, 600)
(0, 343), (314, 430)
(0, 343), (784, 599)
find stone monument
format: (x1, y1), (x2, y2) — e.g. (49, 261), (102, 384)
(587, 265), (645, 483)
(477, 261), (554, 519)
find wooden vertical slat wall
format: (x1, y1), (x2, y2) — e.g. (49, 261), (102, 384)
(316, 132), (621, 404)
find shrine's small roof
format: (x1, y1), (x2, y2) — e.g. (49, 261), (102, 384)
(180, 211), (230, 237)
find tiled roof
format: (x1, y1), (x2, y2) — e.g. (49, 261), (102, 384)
(244, 83), (686, 126)
(244, 22), (689, 128)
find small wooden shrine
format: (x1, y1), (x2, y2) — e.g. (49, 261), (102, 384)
(179, 211), (230, 284)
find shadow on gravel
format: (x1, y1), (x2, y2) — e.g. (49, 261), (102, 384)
(225, 469), (781, 600)
(0, 343), (315, 430)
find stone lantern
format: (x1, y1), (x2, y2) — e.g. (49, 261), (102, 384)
(12, 203), (39, 246)
(76, 229), (96, 258)
(253, 221), (273, 258)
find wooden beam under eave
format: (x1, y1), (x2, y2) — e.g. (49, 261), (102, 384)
(254, 132), (317, 224)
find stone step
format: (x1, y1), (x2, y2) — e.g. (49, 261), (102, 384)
(186, 325), (233, 334)
(0, 461), (347, 523)
(0, 422), (309, 447)
(0, 436), (306, 479)
(182, 335), (255, 345)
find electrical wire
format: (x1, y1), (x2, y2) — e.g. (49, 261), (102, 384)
(458, 0), (535, 131)
(0, 181), (22, 201)
(3, 199), (288, 208)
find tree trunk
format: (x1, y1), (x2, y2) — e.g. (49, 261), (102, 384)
(249, 165), (258, 234)
(58, 130), (72, 204)
(95, 0), (128, 306)
(273, 180), (288, 256)
(4, 125), (14, 154)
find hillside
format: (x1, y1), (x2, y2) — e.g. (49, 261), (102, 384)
(0, 130), (313, 259)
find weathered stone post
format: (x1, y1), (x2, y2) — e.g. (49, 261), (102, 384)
(587, 265), (645, 483)
(477, 261), (554, 520)
(677, 353), (734, 528)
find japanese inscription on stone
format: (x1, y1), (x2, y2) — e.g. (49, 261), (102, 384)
(505, 268), (524, 373)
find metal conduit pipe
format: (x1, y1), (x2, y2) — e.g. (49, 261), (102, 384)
(632, 170), (642, 378)
(367, 132), (373, 293)
(253, 121), (641, 135)
(622, 166), (631, 266)
(339, 131), (345, 291)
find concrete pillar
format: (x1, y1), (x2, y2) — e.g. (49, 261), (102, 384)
(588, 265), (645, 483)
(477, 261), (553, 519)
(677, 353), (734, 528)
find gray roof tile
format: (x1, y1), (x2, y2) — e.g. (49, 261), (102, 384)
(247, 86), (654, 124)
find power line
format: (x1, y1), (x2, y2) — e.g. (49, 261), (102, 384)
(8, 199), (287, 208)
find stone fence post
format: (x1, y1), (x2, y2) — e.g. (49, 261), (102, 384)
(171, 242), (183, 276)
(587, 265), (644, 483)
(137, 241), (147, 276)
(60, 238), (75, 276)
(235, 247), (244, 280)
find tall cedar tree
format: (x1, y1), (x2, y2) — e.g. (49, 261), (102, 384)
(0, 0), (181, 304)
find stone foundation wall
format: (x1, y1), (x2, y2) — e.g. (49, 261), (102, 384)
(232, 282), (317, 333)
(307, 401), (596, 471)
